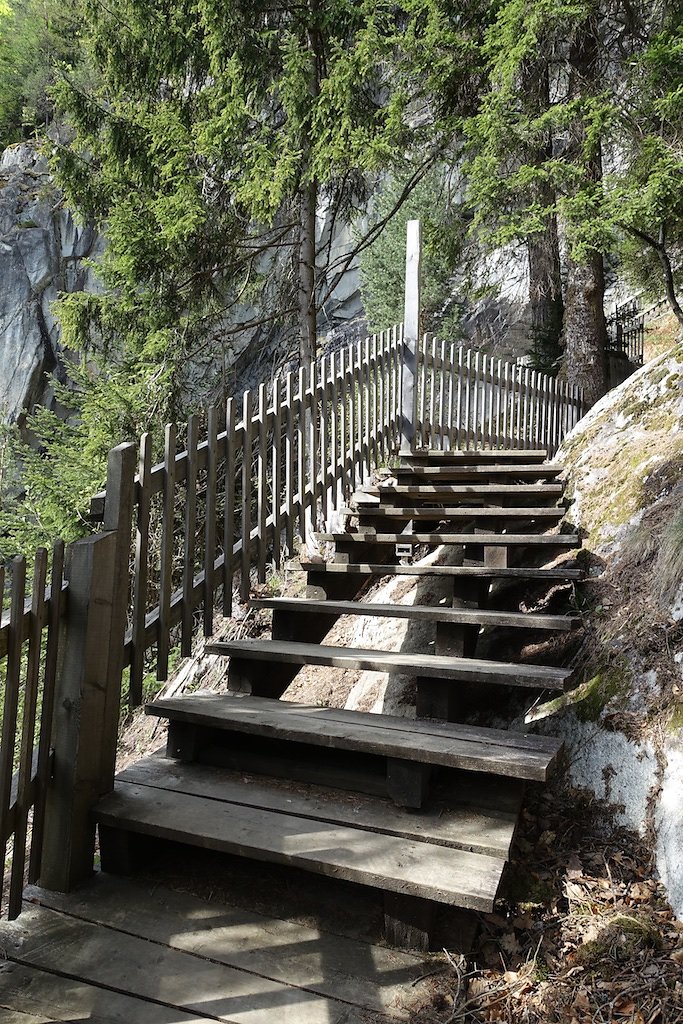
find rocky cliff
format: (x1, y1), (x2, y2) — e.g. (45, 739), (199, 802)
(0, 141), (103, 426)
(550, 347), (683, 917)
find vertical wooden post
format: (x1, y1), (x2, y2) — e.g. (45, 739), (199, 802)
(400, 219), (421, 453)
(41, 443), (136, 892)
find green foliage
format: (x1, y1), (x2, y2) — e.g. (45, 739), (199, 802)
(0, 0), (82, 146)
(0, 357), (172, 560)
(358, 166), (466, 338)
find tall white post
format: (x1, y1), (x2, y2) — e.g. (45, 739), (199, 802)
(400, 219), (422, 452)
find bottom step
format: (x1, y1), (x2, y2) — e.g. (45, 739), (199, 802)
(95, 755), (514, 913)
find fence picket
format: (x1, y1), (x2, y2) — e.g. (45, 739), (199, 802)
(203, 410), (218, 636)
(181, 416), (199, 652)
(284, 372), (295, 554)
(257, 385), (268, 583)
(8, 550), (48, 918)
(223, 398), (236, 617)
(130, 433), (152, 705)
(241, 391), (253, 601)
(28, 540), (64, 884)
(0, 557), (26, 912)
(158, 423), (177, 676)
(271, 382), (282, 568)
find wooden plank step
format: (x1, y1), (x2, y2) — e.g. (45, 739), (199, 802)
(300, 561), (583, 580)
(251, 597), (581, 632)
(0, 959), (217, 1024)
(352, 506), (565, 521)
(403, 449), (548, 463)
(26, 873), (428, 1017)
(206, 640), (573, 691)
(116, 753), (522, 858)
(94, 782), (507, 912)
(147, 694), (562, 780)
(355, 484), (564, 501)
(2, 903), (349, 1024)
(394, 464), (562, 479)
(317, 532), (580, 548)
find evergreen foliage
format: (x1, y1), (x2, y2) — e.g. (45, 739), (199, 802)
(0, 0), (82, 146)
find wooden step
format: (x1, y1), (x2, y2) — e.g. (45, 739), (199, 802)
(316, 532), (580, 548)
(250, 597), (581, 632)
(352, 506), (566, 521)
(300, 561), (584, 581)
(116, 753), (523, 859)
(355, 483), (564, 502)
(205, 640), (574, 691)
(146, 693), (564, 780)
(403, 449), (548, 464)
(94, 780), (507, 912)
(394, 464), (562, 480)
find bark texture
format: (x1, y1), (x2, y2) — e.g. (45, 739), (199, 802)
(564, 252), (608, 407)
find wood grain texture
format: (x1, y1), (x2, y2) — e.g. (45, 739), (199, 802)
(117, 753), (520, 858)
(25, 874), (427, 1017)
(2, 905), (347, 1024)
(206, 638), (572, 690)
(146, 693), (562, 779)
(300, 561), (583, 581)
(95, 783), (505, 911)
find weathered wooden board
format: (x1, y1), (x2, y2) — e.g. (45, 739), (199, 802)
(394, 465), (562, 479)
(146, 694), (562, 779)
(95, 784), (506, 911)
(208, 639), (572, 690)
(117, 753), (520, 858)
(316, 532), (579, 547)
(352, 506), (565, 520)
(0, 1006), (56, 1024)
(2, 905), (355, 1024)
(24, 875), (427, 1019)
(355, 484), (563, 499)
(0, 959), (214, 1023)
(300, 561), (583, 581)
(400, 449), (548, 463)
(153, 693), (561, 756)
(252, 597), (581, 632)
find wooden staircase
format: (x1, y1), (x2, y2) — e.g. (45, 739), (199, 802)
(94, 448), (583, 950)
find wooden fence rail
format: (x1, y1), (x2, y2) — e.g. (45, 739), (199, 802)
(0, 543), (65, 920)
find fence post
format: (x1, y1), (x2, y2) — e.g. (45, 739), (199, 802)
(400, 219), (422, 452)
(40, 443), (136, 892)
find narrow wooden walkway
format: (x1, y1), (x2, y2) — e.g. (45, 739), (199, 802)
(0, 875), (429, 1022)
(90, 447), (583, 951)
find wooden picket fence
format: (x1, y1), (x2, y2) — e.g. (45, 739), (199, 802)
(415, 335), (585, 456)
(0, 544), (65, 919)
(88, 328), (402, 707)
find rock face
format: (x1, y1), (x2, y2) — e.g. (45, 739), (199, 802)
(554, 346), (683, 918)
(0, 142), (103, 425)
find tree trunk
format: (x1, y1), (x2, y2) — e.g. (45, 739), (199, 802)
(527, 216), (564, 370)
(523, 62), (564, 370)
(561, 15), (608, 406)
(298, 180), (317, 366)
(564, 252), (608, 406)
